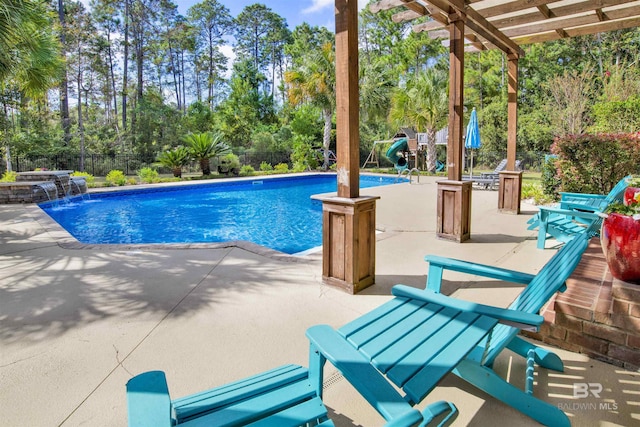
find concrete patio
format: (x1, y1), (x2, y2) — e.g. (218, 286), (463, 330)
(1, 175), (638, 426)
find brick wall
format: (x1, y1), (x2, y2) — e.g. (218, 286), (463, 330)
(524, 238), (640, 371)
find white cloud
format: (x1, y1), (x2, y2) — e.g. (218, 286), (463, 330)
(303, 0), (368, 15)
(220, 44), (236, 77)
(302, 0), (333, 14)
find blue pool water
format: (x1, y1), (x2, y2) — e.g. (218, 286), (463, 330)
(40, 174), (403, 254)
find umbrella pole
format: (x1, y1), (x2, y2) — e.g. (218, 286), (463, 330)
(469, 149), (473, 178)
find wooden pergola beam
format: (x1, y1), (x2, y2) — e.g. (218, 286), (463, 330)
(491, 0), (638, 28)
(513, 15), (640, 44)
(426, 0), (524, 56)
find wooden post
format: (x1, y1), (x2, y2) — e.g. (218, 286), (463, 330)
(321, 0), (378, 293)
(335, 0), (359, 198)
(437, 12), (471, 242)
(499, 54), (522, 214)
(506, 54), (518, 172)
(447, 14), (465, 182)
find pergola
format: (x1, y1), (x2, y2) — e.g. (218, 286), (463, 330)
(323, 0), (640, 293)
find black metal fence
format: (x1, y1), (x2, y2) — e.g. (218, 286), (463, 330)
(3, 151), (294, 176)
(1, 150), (547, 176)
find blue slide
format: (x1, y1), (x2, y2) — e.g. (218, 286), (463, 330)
(386, 138), (408, 171)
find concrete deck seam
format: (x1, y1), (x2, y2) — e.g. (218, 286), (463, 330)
(57, 247), (234, 426)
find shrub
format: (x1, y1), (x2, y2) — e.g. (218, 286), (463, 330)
(105, 170), (127, 186)
(290, 134), (318, 172)
(551, 133), (640, 195)
(156, 146), (190, 178)
(70, 171), (95, 187)
(259, 161), (273, 171)
(521, 182), (554, 205)
(274, 163), (289, 173)
(138, 167), (159, 183)
(0, 171), (18, 182)
(541, 155), (561, 199)
(591, 96), (640, 133)
(218, 153), (240, 175)
(183, 131), (230, 176)
(240, 165), (255, 176)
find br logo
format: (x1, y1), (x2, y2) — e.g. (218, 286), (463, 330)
(573, 383), (603, 399)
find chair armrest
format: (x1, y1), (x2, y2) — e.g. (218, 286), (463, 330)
(126, 371), (173, 427)
(559, 191), (603, 200)
(392, 285), (543, 331)
(306, 325), (423, 425)
(538, 206), (601, 221)
(424, 254), (535, 292)
(558, 201), (602, 212)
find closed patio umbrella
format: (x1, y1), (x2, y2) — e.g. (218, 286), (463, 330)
(465, 107), (481, 178)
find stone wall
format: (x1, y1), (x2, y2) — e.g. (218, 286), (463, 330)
(0, 182), (51, 204)
(0, 172), (86, 204)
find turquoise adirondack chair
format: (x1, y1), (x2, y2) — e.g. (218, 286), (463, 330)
(559, 175), (630, 212)
(530, 206), (602, 248)
(527, 175), (630, 232)
(306, 287), (545, 427)
(422, 229), (591, 427)
(127, 283), (551, 426)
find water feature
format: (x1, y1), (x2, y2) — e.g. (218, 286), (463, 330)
(53, 174), (71, 197)
(70, 179), (90, 200)
(34, 182), (59, 201)
(0, 171), (87, 204)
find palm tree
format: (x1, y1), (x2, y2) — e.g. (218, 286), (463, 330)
(284, 41), (335, 170)
(1, 0), (61, 171)
(183, 132), (231, 176)
(0, 0), (61, 93)
(389, 68), (448, 172)
(157, 146), (191, 178)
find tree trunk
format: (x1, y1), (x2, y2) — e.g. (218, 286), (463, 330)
(181, 51), (187, 114)
(2, 101), (12, 171)
(107, 30), (118, 119)
(122, 0), (129, 132)
(58, 0), (71, 151)
(136, 37), (144, 101)
(322, 107), (332, 170)
(200, 158), (211, 175)
(77, 56), (85, 172)
(426, 128), (437, 173)
(208, 31), (214, 108)
(169, 37), (180, 109)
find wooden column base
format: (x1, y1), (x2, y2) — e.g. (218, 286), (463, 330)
(498, 171), (523, 214)
(436, 180), (472, 242)
(318, 196), (380, 294)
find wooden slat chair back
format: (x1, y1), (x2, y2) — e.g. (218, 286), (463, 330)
(559, 175), (630, 211)
(527, 175), (630, 238)
(477, 232), (589, 367)
(423, 232), (591, 427)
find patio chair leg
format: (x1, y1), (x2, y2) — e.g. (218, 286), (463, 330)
(309, 342), (328, 398)
(507, 336), (564, 372)
(453, 359), (571, 427)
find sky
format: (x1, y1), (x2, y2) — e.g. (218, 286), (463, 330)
(174, 0), (368, 31)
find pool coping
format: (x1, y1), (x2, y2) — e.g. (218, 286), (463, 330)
(30, 172), (400, 263)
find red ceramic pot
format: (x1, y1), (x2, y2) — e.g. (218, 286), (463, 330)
(624, 187), (640, 206)
(601, 213), (640, 284)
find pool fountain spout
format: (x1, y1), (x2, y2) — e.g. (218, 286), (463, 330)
(34, 182), (58, 201)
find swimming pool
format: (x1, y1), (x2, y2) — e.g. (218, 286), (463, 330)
(40, 174), (403, 254)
